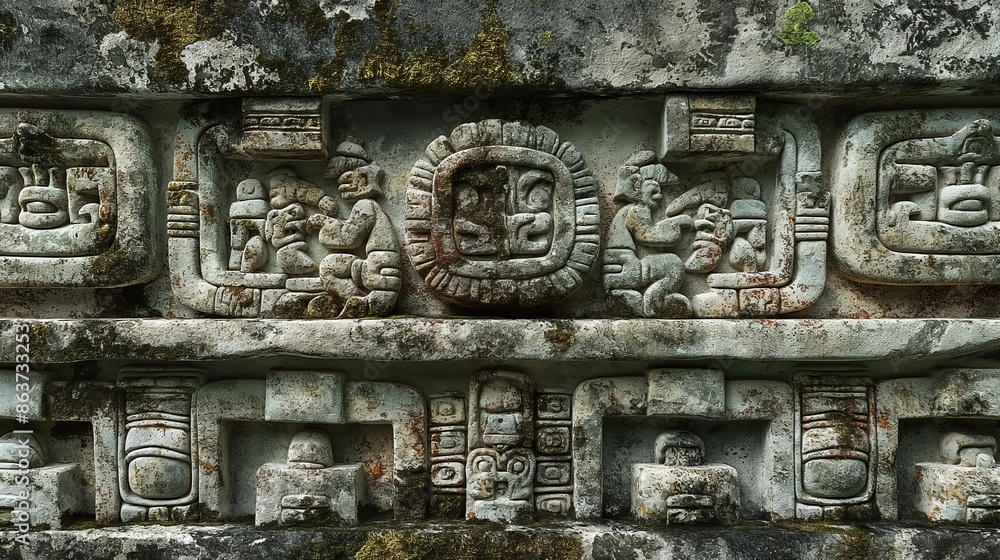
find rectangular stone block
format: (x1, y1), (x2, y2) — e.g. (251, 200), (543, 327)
(265, 371), (344, 424)
(647, 369), (725, 418)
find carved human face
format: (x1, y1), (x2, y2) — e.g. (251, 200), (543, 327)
(640, 178), (663, 208)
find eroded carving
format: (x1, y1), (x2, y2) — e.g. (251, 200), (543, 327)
(534, 389), (572, 516)
(833, 109), (1000, 284)
(117, 373), (202, 523)
(795, 375), (874, 521)
(169, 100), (400, 318)
(467, 370), (536, 522)
(0, 110), (157, 287)
(196, 374), (427, 521)
(406, 120), (600, 308)
(607, 102), (826, 318)
(916, 432), (1000, 523)
(631, 430), (740, 525)
(255, 429), (362, 526)
(0, 432), (86, 529)
(429, 393), (467, 518)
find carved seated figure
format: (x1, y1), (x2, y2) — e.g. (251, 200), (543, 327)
(303, 138), (401, 318)
(0, 432), (84, 529)
(915, 432), (1000, 523)
(604, 151), (693, 318)
(255, 429), (362, 527)
(631, 430), (740, 525)
(228, 178), (270, 272)
(265, 168), (338, 276)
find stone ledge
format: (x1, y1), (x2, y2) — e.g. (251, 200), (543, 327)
(0, 318), (997, 364)
(2, 521), (999, 560)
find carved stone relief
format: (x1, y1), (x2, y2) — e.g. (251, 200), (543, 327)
(794, 375), (875, 521)
(631, 430), (741, 525)
(606, 101), (826, 318)
(255, 429), (363, 526)
(915, 432), (1000, 523)
(466, 370), (536, 522)
(117, 372), (202, 523)
(170, 100), (400, 318)
(0, 431), (86, 529)
(534, 389), (573, 517)
(876, 369), (1000, 522)
(195, 371), (427, 522)
(405, 120), (600, 308)
(573, 369), (794, 522)
(0, 376), (119, 524)
(834, 109), (1000, 284)
(0, 110), (158, 287)
(429, 392), (467, 518)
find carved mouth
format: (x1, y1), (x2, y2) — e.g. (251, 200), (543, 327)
(25, 201), (58, 214)
(938, 184), (991, 227)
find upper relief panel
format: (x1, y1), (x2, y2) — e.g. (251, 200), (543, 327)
(0, 109), (159, 288)
(167, 97), (826, 319)
(833, 109), (1000, 285)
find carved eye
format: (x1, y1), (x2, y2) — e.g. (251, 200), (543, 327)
(509, 459), (526, 474)
(518, 169), (553, 211)
(475, 459), (494, 473)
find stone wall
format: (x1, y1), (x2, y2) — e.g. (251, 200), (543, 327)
(3, 2), (1000, 559)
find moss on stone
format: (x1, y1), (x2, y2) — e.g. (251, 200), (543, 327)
(537, 31), (555, 44)
(353, 528), (583, 560)
(112, 0), (247, 83)
(308, 10), (365, 91)
(779, 1), (820, 46)
(0, 10), (16, 50)
(348, 0), (559, 94)
(544, 319), (578, 352)
(268, 0), (330, 41)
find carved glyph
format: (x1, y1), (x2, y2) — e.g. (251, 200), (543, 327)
(794, 375), (875, 521)
(405, 120), (600, 308)
(466, 370), (536, 522)
(0, 110), (158, 287)
(833, 109), (1000, 283)
(117, 373), (202, 523)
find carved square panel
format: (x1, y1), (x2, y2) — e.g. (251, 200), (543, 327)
(536, 426), (571, 455)
(536, 461), (572, 486)
(430, 461), (466, 488)
(0, 110), (158, 287)
(430, 428), (467, 457)
(430, 394), (466, 425)
(536, 391), (572, 420)
(833, 109), (1000, 284)
(405, 120), (600, 307)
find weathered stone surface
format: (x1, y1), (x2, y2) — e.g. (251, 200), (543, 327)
(11, 1), (1000, 557)
(2, 1), (1000, 96)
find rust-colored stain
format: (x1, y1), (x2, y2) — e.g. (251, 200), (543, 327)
(365, 459), (388, 480)
(877, 410), (892, 431)
(201, 203), (215, 218)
